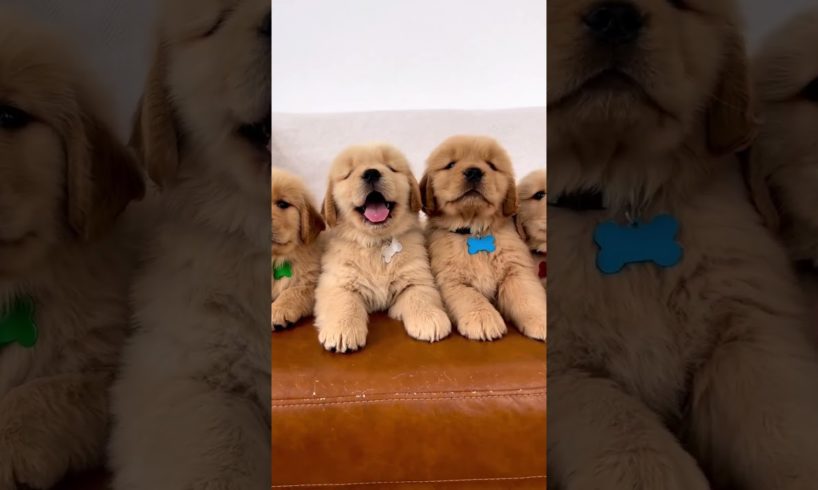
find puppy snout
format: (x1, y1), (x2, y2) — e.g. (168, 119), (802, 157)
(362, 169), (382, 185)
(583, 2), (644, 45)
(259, 11), (270, 37)
(464, 167), (484, 184)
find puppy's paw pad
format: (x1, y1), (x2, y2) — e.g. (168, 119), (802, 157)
(318, 322), (368, 353)
(457, 308), (506, 341)
(404, 308), (452, 343)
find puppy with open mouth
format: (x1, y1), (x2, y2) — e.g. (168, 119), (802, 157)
(516, 169), (547, 288)
(421, 135), (546, 342)
(315, 143), (451, 353)
(271, 168), (325, 330)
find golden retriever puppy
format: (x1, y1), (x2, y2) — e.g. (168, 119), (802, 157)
(0, 10), (145, 489)
(315, 143), (451, 352)
(746, 7), (818, 267)
(420, 135), (546, 342)
(109, 0), (271, 489)
(271, 168), (325, 330)
(516, 169), (547, 287)
(548, 0), (818, 488)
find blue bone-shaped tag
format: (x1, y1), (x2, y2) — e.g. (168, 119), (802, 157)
(467, 235), (496, 255)
(594, 214), (683, 275)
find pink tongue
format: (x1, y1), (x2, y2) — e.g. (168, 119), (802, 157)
(364, 203), (390, 223)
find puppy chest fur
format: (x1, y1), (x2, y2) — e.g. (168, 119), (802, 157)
(550, 170), (807, 419)
(428, 224), (533, 300)
(319, 230), (430, 312)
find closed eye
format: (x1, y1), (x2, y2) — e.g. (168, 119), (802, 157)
(0, 104), (32, 130)
(487, 161), (498, 171)
(386, 165), (398, 173)
(444, 162), (457, 170)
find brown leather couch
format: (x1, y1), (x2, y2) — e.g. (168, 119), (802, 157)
(272, 314), (547, 489)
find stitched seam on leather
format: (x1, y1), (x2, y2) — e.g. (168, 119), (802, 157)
(271, 390), (546, 408)
(270, 475), (548, 487)
(271, 386), (546, 403)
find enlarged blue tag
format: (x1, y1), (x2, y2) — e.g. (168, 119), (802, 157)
(467, 235), (496, 255)
(594, 214), (683, 275)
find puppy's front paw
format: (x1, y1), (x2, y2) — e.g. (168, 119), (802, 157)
(403, 307), (452, 343)
(516, 310), (546, 341)
(457, 307), (507, 341)
(271, 302), (303, 331)
(0, 426), (67, 490)
(568, 446), (709, 490)
(318, 319), (368, 353)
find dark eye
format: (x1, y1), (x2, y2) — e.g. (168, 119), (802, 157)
(276, 200), (292, 210)
(487, 161), (498, 171)
(0, 105), (31, 130)
(444, 162), (457, 170)
(532, 191), (546, 201)
(803, 78), (818, 102)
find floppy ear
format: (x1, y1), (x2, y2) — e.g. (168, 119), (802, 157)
(419, 172), (438, 216)
(321, 181), (338, 228)
(503, 177), (520, 217)
(66, 107), (146, 240)
(408, 173), (423, 214)
(300, 199), (326, 244)
(131, 41), (180, 188)
(743, 149), (781, 231)
(707, 31), (759, 155)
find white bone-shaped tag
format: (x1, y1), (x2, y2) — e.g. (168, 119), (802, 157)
(382, 237), (403, 264)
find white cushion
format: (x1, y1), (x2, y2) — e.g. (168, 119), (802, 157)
(272, 108), (546, 201)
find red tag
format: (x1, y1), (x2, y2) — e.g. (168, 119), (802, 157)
(538, 260), (546, 279)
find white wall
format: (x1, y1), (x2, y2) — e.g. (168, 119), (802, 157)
(742, 0), (816, 52)
(2, 0), (814, 125)
(271, 0), (547, 113)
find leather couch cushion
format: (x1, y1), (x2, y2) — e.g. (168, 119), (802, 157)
(272, 314), (547, 488)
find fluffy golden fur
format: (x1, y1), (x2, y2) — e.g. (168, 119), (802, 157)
(315, 143), (451, 352)
(271, 168), (324, 330)
(0, 10), (145, 489)
(421, 135), (546, 342)
(548, 0), (818, 488)
(516, 169), (547, 288)
(109, 1), (271, 489)
(746, 7), (818, 266)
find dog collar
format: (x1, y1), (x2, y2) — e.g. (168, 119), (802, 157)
(273, 262), (293, 280)
(0, 296), (38, 348)
(549, 190), (606, 211)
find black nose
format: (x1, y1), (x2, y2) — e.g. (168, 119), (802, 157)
(259, 11), (270, 37)
(362, 169), (382, 184)
(464, 167), (484, 184)
(584, 2), (643, 45)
